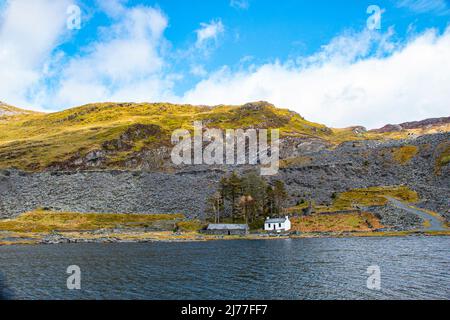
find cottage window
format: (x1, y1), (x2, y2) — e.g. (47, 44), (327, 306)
(279, 223), (282, 228)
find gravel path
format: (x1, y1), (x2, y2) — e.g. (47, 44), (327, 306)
(387, 197), (446, 231)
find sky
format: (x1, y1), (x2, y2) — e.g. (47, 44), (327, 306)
(0, 0), (449, 128)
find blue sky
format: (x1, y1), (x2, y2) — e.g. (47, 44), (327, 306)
(67, 0), (450, 94)
(0, 0), (449, 128)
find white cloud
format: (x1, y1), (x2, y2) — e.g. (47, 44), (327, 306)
(182, 28), (450, 129)
(0, 1), (177, 110)
(397, 0), (450, 14)
(230, 0), (250, 10)
(195, 20), (225, 48)
(49, 5), (176, 107)
(0, 0), (72, 109)
(96, 0), (127, 17)
(190, 65), (208, 77)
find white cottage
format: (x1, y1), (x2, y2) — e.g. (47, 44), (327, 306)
(264, 216), (291, 233)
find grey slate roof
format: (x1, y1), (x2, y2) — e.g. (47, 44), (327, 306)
(207, 224), (248, 230)
(265, 218), (288, 224)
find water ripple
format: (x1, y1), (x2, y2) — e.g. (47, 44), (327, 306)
(0, 237), (449, 300)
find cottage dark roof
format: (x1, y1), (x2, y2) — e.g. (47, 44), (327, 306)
(207, 224), (248, 230)
(265, 217), (288, 224)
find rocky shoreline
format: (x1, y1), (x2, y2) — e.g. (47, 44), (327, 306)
(1, 229), (449, 246)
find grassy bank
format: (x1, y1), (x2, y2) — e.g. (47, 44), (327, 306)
(0, 209), (448, 246)
(291, 212), (383, 233)
(286, 185), (420, 215)
(0, 210), (184, 233)
(331, 185), (419, 209)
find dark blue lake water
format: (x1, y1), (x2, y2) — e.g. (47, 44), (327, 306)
(0, 236), (448, 300)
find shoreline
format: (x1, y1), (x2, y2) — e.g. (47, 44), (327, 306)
(1, 229), (449, 246)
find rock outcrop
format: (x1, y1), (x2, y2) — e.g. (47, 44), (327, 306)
(372, 116), (450, 133)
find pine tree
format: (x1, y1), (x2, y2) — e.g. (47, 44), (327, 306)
(241, 171), (267, 220)
(273, 180), (288, 215)
(207, 191), (223, 223)
(215, 172), (288, 223)
(224, 172), (242, 221)
(239, 195), (257, 224)
(219, 177), (229, 218)
(265, 185), (275, 216)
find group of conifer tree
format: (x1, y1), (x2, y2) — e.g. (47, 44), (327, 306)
(206, 171), (288, 224)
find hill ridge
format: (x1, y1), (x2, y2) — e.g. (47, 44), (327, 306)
(0, 100), (448, 172)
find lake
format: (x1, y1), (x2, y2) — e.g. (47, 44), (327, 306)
(0, 236), (449, 300)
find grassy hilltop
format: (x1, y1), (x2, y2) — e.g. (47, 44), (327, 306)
(2, 101), (446, 171)
(0, 101), (328, 171)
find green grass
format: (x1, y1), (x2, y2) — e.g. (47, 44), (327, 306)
(332, 186), (419, 209)
(176, 220), (206, 232)
(285, 202), (310, 213)
(435, 141), (450, 175)
(291, 212), (383, 233)
(280, 156), (313, 168)
(0, 210), (184, 233)
(391, 145), (418, 164)
(441, 155), (450, 166)
(284, 186), (419, 214)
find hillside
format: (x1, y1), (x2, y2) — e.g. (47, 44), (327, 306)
(0, 101), (328, 171)
(0, 101), (39, 118)
(371, 116), (450, 133)
(0, 101), (448, 171)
